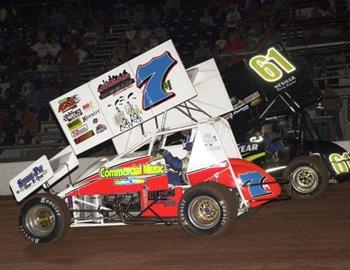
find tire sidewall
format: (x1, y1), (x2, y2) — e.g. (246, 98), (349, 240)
(178, 182), (237, 237)
(19, 194), (67, 244)
(284, 156), (329, 199)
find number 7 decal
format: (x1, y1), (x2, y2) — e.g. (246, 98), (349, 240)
(240, 171), (272, 197)
(136, 51), (177, 110)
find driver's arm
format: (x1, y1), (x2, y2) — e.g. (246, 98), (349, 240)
(160, 149), (182, 172)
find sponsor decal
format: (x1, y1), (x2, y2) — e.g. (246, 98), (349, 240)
(250, 97), (262, 107)
(243, 91), (262, 107)
(82, 101), (93, 112)
(98, 70), (135, 100)
(239, 143), (259, 153)
(148, 189), (175, 200)
(71, 124), (89, 138)
(232, 100), (249, 115)
(58, 95), (79, 113)
(63, 109), (83, 122)
(99, 164), (165, 178)
(273, 75), (296, 92)
(329, 152), (350, 175)
(82, 109), (101, 122)
(17, 166), (46, 193)
(114, 178), (146, 186)
(109, 92), (143, 132)
(74, 130), (94, 144)
(155, 199), (176, 206)
(243, 91), (260, 104)
(203, 134), (221, 151)
(67, 118), (83, 131)
(96, 123), (107, 134)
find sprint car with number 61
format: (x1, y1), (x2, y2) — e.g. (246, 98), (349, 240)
(225, 43), (350, 199)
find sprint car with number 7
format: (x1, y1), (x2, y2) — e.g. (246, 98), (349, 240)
(9, 40), (283, 244)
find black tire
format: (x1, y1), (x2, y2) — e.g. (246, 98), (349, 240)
(19, 193), (71, 244)
(283, 156), (329, 199)
(178, 182), (239, 237)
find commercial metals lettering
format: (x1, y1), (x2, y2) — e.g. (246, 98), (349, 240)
(100, 164), (165, 178)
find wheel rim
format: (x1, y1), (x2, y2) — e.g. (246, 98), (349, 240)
(25, 204), (56, 237)
(187, 195), (221, 230)
(291, 166), (319, 194)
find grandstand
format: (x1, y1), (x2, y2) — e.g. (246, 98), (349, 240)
(0, 0), (349, 161)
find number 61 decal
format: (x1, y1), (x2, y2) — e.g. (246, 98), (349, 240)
(136, 51), (177, 110)
(249, 47), (296, 82)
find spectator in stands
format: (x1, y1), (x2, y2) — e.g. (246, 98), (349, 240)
(0, 59), (7, 73)
(0, 74), (11, 100)
(244, 29), (260, 51)
(37, 8), (50, 29)
(36, 57), (50, 73)
(75, 44), (88, 66)
(61, 43), (79, 68)
(199, 8), (216, 28)
(319, 22), (342, 38)
(97, 10), (110, 35)
(0, 4), (7, 25)
(148, 33), (159, 49)
(328, 0), (337, 14)
(322, 84), (343, 139)
(50, 7), (67, 35)
(153, 20), (168, 42)
(215, 30), (228, 51)
(21, 79), (34, 99)
(113, 0), (126, 18)
(164, 0), (181, 13)
(0, 107), (16, 151)
(31, 36), (50, 59)
(15, 105), (39, 145)
(130, 31), (144, 57)
(48, 35), (62, 59)
(110, 46), (126, 66)
(37, 83), (52, 122)
(140, 23), (152, 40)
(125, 22), (137, 43)
(194, 41), (211, 63)
(82, 26), (98, 55)
(222, 31), (244, 65)
(225, 4), (241, 30)
(60, 43), (80, 86)
(133, 4), (146, 27)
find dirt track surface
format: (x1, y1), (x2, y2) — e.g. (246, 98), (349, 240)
(1, 182), (350, 270)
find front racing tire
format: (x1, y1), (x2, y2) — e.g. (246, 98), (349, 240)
(178, 182), (238, 237)
(19, 193), (71, 244)
(283, 156), (329, 199)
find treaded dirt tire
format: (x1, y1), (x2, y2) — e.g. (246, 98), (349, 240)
(19, 193), (70, 244)
(283, 156), (329, 199)
(178, 181), (239, 237)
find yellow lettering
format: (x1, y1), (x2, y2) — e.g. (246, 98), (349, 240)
(99, 164), (165, 178)
(249, 47), (296, 83)
(329, 153), (349, 175)
(143, 164), (164, 175)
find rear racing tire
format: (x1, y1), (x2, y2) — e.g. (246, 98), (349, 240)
(178, 181), (239, 237)
(19, 193), (71, 244)
(283, 156), (329, 199)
